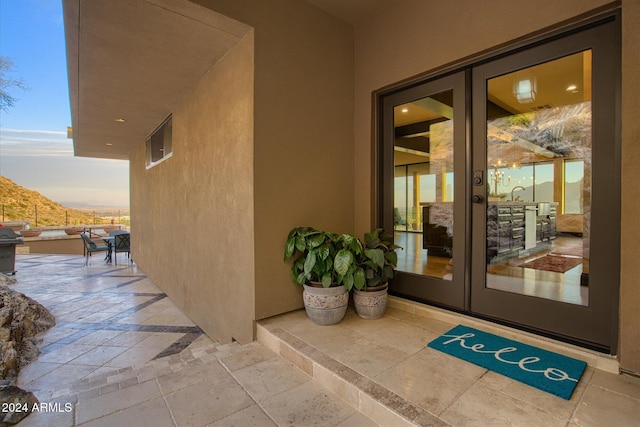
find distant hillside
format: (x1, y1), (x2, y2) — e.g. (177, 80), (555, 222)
(0, 176), (107, 227)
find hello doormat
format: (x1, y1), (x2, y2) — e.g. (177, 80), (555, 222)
(522, 254), (582, 273)
(427, 325), (586, 399)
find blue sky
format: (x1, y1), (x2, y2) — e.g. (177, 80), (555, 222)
(0, 0), (129, 207)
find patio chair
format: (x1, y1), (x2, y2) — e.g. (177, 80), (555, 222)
(113, 233), (131, 265)
(80, 232), (109, 265)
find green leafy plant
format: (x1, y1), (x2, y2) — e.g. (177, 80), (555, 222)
(334, 233), (365, 291)
(356, 228), (401, 290)
(284, 227), (364, 290)
(284, 227), (336, 287)
(284, 227), (401, 291)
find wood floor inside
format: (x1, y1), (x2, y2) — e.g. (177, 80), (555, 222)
(394, 231), (588, 306)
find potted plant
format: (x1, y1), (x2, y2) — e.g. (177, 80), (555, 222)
(20, 229), (42, 237)
(284, 227), (362, 325)
(353, 228), (401, 319)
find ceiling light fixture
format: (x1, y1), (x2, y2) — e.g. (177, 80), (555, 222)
(106, 143), (113, 146)
(115, 118), (126, 123)
(401, 108), (409, 113)
(565, 84), (579, 94)
(513, 77), (537, 104)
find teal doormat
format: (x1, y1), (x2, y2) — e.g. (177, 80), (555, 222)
(427, 325), (586, 399)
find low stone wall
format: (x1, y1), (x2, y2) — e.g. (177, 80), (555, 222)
(21, 235), (84, 255)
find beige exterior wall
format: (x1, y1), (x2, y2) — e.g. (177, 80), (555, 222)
(353, 0), (640, 372)
(131, 0), (355, 342)
(127, 0), (639, 370)
(193, 0), (355, 321)
(130, 33), (255, 343)
(620, 0), (640, 373)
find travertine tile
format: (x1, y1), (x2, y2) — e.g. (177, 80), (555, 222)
(208, 404), (277, 427)
(102, 346), (161, 368)
(335, 412), (380, 426)
(36, 344), (94, 364)
(232, 357), (311, 402)
(261, 381), (357, 426)
(67, 330), (123, 346)
(478, 368), (592, 419)
(313, 362), (360, 408)
(156, 358), (227, 395)
(357, 392), (416, 427)
(382, 306), (413, 321)
(326, 336), (411, 378)
(589, 369), (640, 400)
(441, 382), (567, 426)
(69, 345), (128, 367)
(17, 361), (62, 385)
(402, 313), (456, 334)
(218, 341), (278, 372)
(78, 396), (174, 427)
(366, 320), (440, 354)
(106, 331), (155, 347)
(339, 311), (399, 335)
(165, 374), (253, 426)
(76, 379), (162, 424)
(572, 383), (640, 426)
(374, 350), (483, 415)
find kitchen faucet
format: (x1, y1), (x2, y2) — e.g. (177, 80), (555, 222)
(511, 186), (526, 201)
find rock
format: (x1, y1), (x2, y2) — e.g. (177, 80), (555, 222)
(0, 307), (12, 327)
(0, 285), (55, 386)
(0, 344), (18, 380)
(0, 275), (15, 286)
(0, 385), (39, 426)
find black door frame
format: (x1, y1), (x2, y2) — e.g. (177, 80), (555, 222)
(380, 72), (469, 310)
(471, 18), (620, 352)
(375, 9), (620, 353)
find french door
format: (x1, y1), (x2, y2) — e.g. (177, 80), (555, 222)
(379, 17), (619, 352)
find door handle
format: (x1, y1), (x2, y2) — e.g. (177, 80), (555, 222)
(471, 195), (484, 204)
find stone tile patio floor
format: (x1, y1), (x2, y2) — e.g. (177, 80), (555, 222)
(5, 254), (640, 426)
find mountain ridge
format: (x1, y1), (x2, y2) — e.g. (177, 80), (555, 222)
(0, 176), (108, 227)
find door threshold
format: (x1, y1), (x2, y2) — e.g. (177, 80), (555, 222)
(388, 296), (619, 374)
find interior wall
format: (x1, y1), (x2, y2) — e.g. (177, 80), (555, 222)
(353, 0), (640, 371)
(192, 0), (355, 320)
(130, 32), (255, 343)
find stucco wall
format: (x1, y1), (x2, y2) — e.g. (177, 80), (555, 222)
(620, 0), (640, 373)
(193, 0), (355, 321)
(353, 0), (639, 372)
(131, 0), (355, 341)
(131, 32), (255, 343)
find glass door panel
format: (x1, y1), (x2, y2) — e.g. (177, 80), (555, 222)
(393, 90), (456, 280)
(381, 71), (466, 310)
(484, 51), (591, 306)
(470, 19), (619, 351)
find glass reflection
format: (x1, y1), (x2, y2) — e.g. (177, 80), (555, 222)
(485, 51), (591, 306)
(394, 90), (454, 280)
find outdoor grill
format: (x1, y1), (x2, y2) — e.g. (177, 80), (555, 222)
(0, 227), (24, 275)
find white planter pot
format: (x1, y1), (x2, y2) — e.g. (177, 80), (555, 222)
(302, 284), (348, 325)
(353, 286), (388, 320)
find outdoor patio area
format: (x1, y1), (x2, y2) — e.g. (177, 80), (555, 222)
(5, 254), (640, 426)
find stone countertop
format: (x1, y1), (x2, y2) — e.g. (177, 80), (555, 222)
(489, 201), (558, 206)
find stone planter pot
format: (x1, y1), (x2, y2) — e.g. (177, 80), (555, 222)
(353, 284), (388, 320)
(64, 227), (83, 235)
(302, 283), (348, 325)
